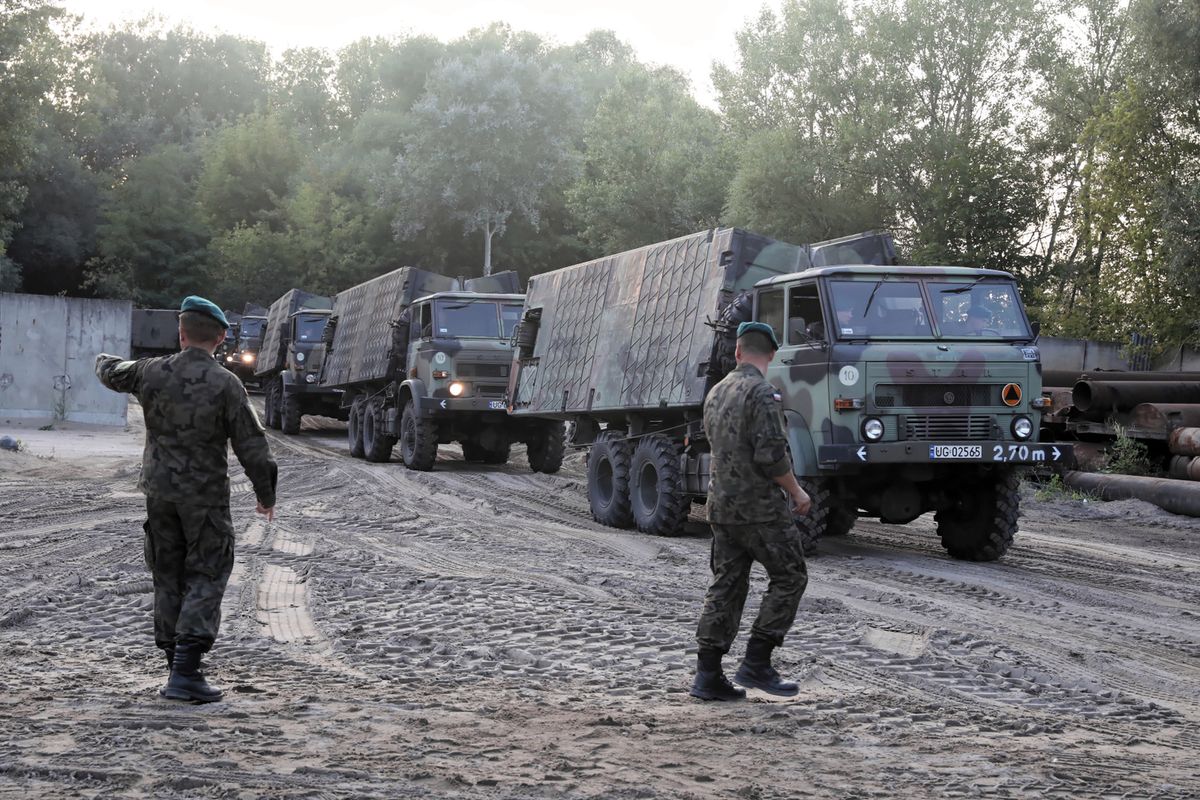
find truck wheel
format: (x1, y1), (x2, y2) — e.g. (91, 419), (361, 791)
(400, 402), (438, 471)
(281, 391), (302, 435)
(825, 506), (858, 537)
(935, 469), (1019, 561)
(527, 421), (565, 474)
(461, 441), (486, 462)
(794, 478), (830, 556)
(347, 396), (366, 459)
(629, 434), (688, 536)
(587, 431), (633, 529)
(482, 442), (511, 465)
(361, 400), (396, 463)
(265, 379), (281, 430)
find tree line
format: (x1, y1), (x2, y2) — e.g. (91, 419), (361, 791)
(0, 0), (1196, 347)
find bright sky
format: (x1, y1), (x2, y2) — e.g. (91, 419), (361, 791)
(60, 0), (777, 106)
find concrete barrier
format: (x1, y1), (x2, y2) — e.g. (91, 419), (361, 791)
(0, 293), (132, 425)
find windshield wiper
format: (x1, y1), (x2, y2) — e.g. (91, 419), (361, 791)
(940, 276), (987, 294)
(861, 280), (883, 317)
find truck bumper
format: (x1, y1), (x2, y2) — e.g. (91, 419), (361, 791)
(817, 441), (1074, 468)
(420, 397), (509, 416)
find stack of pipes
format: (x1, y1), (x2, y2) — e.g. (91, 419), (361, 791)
(1168, 427), (1200, 481)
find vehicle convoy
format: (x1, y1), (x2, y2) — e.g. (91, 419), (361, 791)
(130, 309), (180, 359)
(224, 303), (268, 384)
(506, 228), (1074, 560)
(256, 289), (345, 434)
(320, 266), (565, 472)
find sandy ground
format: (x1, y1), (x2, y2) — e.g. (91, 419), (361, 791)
(2, 399), (1199, 799)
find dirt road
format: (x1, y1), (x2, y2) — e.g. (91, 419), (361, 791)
(2, 403), (1199, 798)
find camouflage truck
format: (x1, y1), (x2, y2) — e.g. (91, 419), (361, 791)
(256, 289), (343, 434)
(223, 303), (268, 384)
(320, 266), (565, 471)
(507, 228), (1073, 560)
(130, 309), (180, 358)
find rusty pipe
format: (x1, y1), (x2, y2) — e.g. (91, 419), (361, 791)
(1169, 427), (1200, 457)
(1072, 381), (1200, 421)
(1063, 471), (1200, 517)
(1168, 456), (1200, 481)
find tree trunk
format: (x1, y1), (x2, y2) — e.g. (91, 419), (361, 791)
(483, 221), (494, 277)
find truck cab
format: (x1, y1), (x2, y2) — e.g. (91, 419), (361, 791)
(226, 314), (266, 384)
(753, 265), (1071, 559)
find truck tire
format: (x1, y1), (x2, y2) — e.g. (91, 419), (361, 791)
(281, 390), (302, 435)
(935, 469), (1019, 561)
(825, 506), (858, 537)
(629, 434), (688, 536)
(793, 478), (829, 556)
(482, 442), (511, 465)
(587, 431), (634, 529)
(527, 421), (565, 474)
(347, 395), (366, 459)
(399, 402), (438, 471)
(461, 441), (486, 462)
(264, 379), (281, 430)
(361, 400), (396, 463)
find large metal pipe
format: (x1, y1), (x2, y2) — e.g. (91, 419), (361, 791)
(1044, 369), (1200, 387)
(1063, 471), (1200, 517)
(1169, 427), (1200, 457)
(1168, 456), (1200, 481)
(1130, 404), (1200, 437)
(1072, 381), (1200, 420)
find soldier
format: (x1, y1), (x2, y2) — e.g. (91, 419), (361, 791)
(692, 321), (812, 701)
(96, 296), (277, 703)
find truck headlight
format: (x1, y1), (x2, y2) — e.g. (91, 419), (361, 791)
(241, 352), (255, 364)
(305, 373), (316, 384)
(225, 356), (234, 363)
(1012, 416), (1033, 440)
(449, 382), (465, 397)
(862, 418), (884, 441)
(295, 351), (305, 363)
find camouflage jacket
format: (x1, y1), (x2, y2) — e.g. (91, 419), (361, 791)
(702, 363), (792, 525)
(96, 347), (277, 508)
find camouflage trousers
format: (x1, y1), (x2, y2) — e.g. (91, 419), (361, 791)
(143, 497), (235, 654)
(696, 520), (808, 653)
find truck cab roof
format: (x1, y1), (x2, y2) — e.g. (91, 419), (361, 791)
(416, 291), (526, 303)
(755, 265), (1016, 288)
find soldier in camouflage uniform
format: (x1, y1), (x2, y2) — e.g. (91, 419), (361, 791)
(692, 321), (812, 701)
(96, 296), (277, 703)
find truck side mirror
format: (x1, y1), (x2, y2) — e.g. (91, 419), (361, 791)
(1030, 321), (1041, 342)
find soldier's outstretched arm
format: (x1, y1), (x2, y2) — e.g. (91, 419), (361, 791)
(94, 354), (149, 394)
(227, 383), (279, 513)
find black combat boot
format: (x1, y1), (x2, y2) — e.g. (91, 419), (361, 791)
(689, 648), (746, 701)
(162, 643), (223, 703)
(158, 647), (175, 697)
(733, 636), (799, 697)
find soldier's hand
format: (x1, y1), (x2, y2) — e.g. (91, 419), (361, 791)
(256, 502), (275, 522)
(790, 488), (812, 516)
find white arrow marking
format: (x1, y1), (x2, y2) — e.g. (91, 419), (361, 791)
(440, 400), (447, 410)
(1052, 446), (1061, 460)
(856, 446), (867, 462)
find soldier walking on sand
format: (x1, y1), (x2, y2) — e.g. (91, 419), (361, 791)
(691, 321), (812, 701)
(96, 296), (277, 703)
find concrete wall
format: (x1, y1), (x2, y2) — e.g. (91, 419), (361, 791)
(0, 293), (132, 425)
(1039, 336), (1132, 375)
(1154, 344), (1200, 373)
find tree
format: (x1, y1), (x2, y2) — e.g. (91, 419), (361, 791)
(196, 114), (304, 233)
(384, 43), (581, 274)
(273, 47), (336, 142)
(567, 68), (732, 252)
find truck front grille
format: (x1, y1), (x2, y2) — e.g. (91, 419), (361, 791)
(477, 384), (508, 397)
(877, 384), (1001, 408)
(905, 414), (992, 440)
(458, 362), (509, 378)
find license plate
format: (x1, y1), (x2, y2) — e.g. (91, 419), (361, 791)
(488, 400), (507, 410)
(930, 445), (982, 459)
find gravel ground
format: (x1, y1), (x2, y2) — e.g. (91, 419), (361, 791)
(1, 400), (1199, 799)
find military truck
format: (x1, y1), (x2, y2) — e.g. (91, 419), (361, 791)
(320, 266), (565, 471)
(130, 309), (180, 358)
(507, 228), (1073, 561)
(256, 289), (344, 434)
(225, 304), (268, 384)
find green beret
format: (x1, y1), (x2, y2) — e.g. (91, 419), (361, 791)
(180, 295), (230, 329)
(736, 320), (780, 350)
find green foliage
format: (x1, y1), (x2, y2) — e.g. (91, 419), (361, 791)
(1033, 474), (1093, 502)
(197, 114), (304, 232)
(1104, 423), (1157, 477)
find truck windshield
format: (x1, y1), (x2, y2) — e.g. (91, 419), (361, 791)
(434, 300), (507, 339)
(239, 317), (265, 342)
(502, 304), (522, 339)
(930, 281), (1031, 338)
(293, 314), (327, 343)
(828, 278), (1031, 339)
